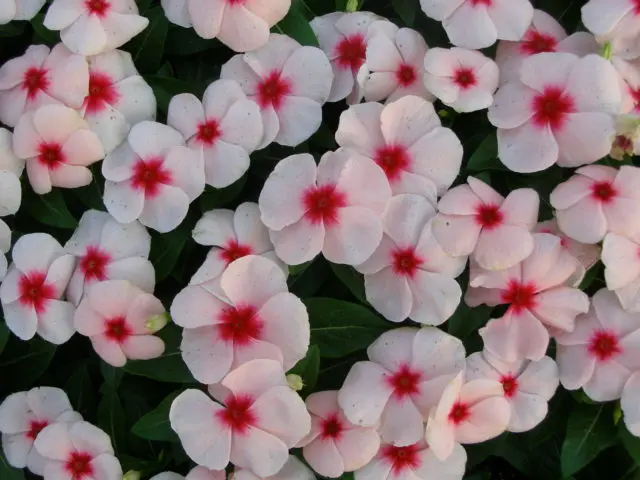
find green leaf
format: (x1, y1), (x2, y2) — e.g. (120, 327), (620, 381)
(0, 336), (56, 391)
(64, 362), (94, 417)
(128, 6), (169, 74)
(620, 423), (640, 465)
(0, 449), (24, 480)
(31, 13), (60, 45)
(305, 298), (391, 358)
(0, 322), (9, 355)
(447, 302), (492, 339)
(165, 27), (218, 55)
(392, 0), (418, 26)
(22, 188), (77, 229)
(330, 264), (367, 304)
(131, 391), (181, 442)
(149, 225), (190, 282)
(275, 5), (319, 47)
(97, 389), (127, 455)
(0, 21), (25, 37)
(465, 133), (504, 172)
(562, 403), (618, 477)
(100, 361), (124, 389)
(144, 75), (205, 114)
(289, 345), (320, 393)
(198, 176), (247, 212)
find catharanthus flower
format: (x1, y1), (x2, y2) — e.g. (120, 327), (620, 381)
(168, 79), (263, 189)
(74, 280), (166, 367)
(221, 33), (333, 148)
(425, 373), (510, 461)
(0, 387), (81, 475)
(466, 351), (559, 433)
(610, 115), (640, 159)
(0, 128), (23, 281)
(0, 220), (10, 282)
(12, 104), (104, 195)
(64, 209), (154, 306)
(419, 0), (534, 49)
(161, 0), (291, 52)
(171, 255), (309, 384)
(603, 232), (640, 312)
(336, 95), (463, 199)
(102, 121), (204, 233)
(0, 0), (45, 24)
(550, 165), (640, 244)
(44, 0), (149, 56)
(170, 359), (311, 477)
(423, 47), (499, 113)
(0, 43), (88, 127)
(0, 233), (76, 344)
(338, 327), (466, 447)
(298, 390), (380, 478)
(471, 233), (590, 362)
(622, 372), (640, 436)
(356, 194), (465, 325)
(432, 176), (539, 271)
(34, 420), (122, 480)
(259, 150), (390, 266)
(488, 53), (621, 173)
(582, 0), (640, 52)
(556, 289), (640, 402)
(151, 468), (226, 480)
(233, 455), (316, 480)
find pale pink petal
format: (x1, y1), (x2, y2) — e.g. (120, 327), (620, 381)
(231, 427), (289, 478)
(338, 361), (393, 427)
(181, 327), (233, 384)
(480, 310), (550, 362)
(323, 206), (383, 265)
(443, 2), (497, 49)
(365, 268), (413, 323)
(270, 220), (325, 266)
(497, 122), (559, 173)
(555, 113), (616, 168)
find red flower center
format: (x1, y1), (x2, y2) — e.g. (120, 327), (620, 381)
(65, 451), (94, 480)
(18, 271), (57, 314)
(105, 316), (132, 343)
(631, 87), (640, 112)
(220, 240), (253, 265)
(588, 330), (621, 361)
(470, 0), (492, 5)
(448, 401), (470, 425)
(302, 184), (347, 227)
(257, 71), (292, 111)
(392, 247), (424, 279)
(38, 142), (64, 170)
(474, 203), (503, 229)
(501, 280), (537, 314)
(387, 364), (422, 398)
(374, 145), (410, 182)
(227, 0), (246, 4)
(80, 246), (110, 281)
(590, 181), (617, 204)
(84, 72), (119, 115)
(216, 394), (257, 434)
(130, 158), (173, 197)
(85, 0), (110, 16)
(335, 34), (367, 72)
(532, 86), (576, 130)
(396, 64), (417, 87)
(22, 67), (49, 101)
(196, 119), (222, 146)
(634, 0), (640, 15)
(453, 67), (476, 89)
(382, 444), (422, 475)
(521, 31), (558, 55)
(26, 420), (49, 440)
(613, 134), (634, 153)
(321, 414), (344, 440)
(500, 375), (519, 398)
(217, 305), (263, 346)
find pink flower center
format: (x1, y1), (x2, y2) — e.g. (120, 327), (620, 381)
(590, 181), (617, 203)
(474, 203), (503, 229)
(392, 247), (424, 278)
(501, 280), (537, 314)
(335, 34), (367, 72)
(396, 64), (417, 87)
(22, 67), (49, 101)
(448, 401), (470, 425)
(532, 86), (576, 130)
(80, 246), (110, 281)
(630, 87), (640, 112)
(38, 142), (64, 170)
(84, 72), (119, 115)
(374, 145), (410, 182)
(196, 119), (222, 146)
(387, 364), (422, 398)
(105, 316), (132, 343)
(634, 0), (640, 15)
(453, 67), (476, 89)
(216, 394), (256, 434)
(381, 444), (422, 475)
(588, 330), (621, 361)
(26, 420), (49, 440)
(521, 31), (558, 55)
(321, 414), (344, 440)
(500, 375), (518, 398)
(217, 305), (263, 346)
(470, 0), (492, 5)
(226, 0), (246, 4)
(220, 240), (253, 265)
(302, 184), (347, 227)
(257, 71), (292, 111)
(614, 135), (634, 152)
(84, 0), (109, 16)
(130, 158), (173, 197)
(18, 271), (56, 313)
(65, 451), (94, 480)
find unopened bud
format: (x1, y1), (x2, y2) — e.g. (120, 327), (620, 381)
(123, 471), (141, 480)
(145, 312), (170, 332)
(438, 109), (450, 118)
(602, 42), (612, 60)
(287, 374), (304, 392)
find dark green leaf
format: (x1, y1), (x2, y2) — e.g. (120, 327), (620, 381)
(64, 362), (94, 417)
(165, 27), (218, 55)
(100, 361), (124, 389)
(330, 264), (367, 304)
(275, 5), (319, 47)
(289, 258), (331, 298)
(0, 22), (25, 38)
(21, 188), (77, 229)
(447, 302), (492, 339)
(289, 345), (320, 393)
(131, 391), (181, 442)
(97, 389), (127, 455)
(0, 336), (56, 392)
(465, 133), (504, 172)
(31, 14), (60, 45)
(0, 322), (9, 355)
(0, 449), (24, 480)
(392, 0), (418, 26)
(198, 176), (248, 212)
(144, 75), (205, 114)
(129, 6), (169, 74)
(149, 225), (190, 282)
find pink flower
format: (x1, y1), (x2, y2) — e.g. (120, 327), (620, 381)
(0, 128), (24, 218)
(0, 43), (88, 127)
(64, 209), (154, 306)
(82, 49), (156, 153)
(615, 56), (640, 114)
(12, 104), (104, 195)
(423, 47), (499, 113)
(338, 327), (465, 447)
(622, 372), (640, 437)
(233, 455), (316, 480)
(298, 390), (380, 477)
(466, 351), (559, 433)
(311, 12), (381, 103)
(221, 34), (332, 148)
(603, 232), (640, 312)
(0, 233), (76, 344)
(170, 255), (309, 384)
(354, 440), (467, 480)
(168, 79), (263, 188)
(335, 96), (463, 199)
(419, 0), (534, 49)
(488, 53), (621, 173)
(356, 194), (465, 325)
(151, 468), (226, 480)
(170, 359), (311, 477)
(259, 150), (390, 266)
(0, 220), (10, 282)
(471, 233), (590, 362)
(44, 0), (149, 56)
(101, 121), (204, 233)
(556, 289), (640, 402)
(161, 0), (291, 53)
(550, 165), (640, 244)
(0, 0), (45, 24)
(358, 21), (432, 103)
(582, 0), (640, 48)
(425, 373), (510, 461)
(74, 279), (166, 367)
(432, 176), (539, 271)
(34, 421), (122, 479)
(0, 387), (81, 475)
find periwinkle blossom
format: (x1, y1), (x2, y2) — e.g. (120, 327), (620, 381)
(0, 0), (45, 24)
